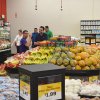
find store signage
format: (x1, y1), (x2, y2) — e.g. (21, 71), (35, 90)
(89, 76), (98, 82)
(20, 74), (30, 100)
(38, 82), (62, 100)
(38, 75), (62, 100)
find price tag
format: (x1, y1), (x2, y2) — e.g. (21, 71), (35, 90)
(20, 74), (30, 100)
(92, 76), (98, 81)
(38, 82), (62, 100)
(65, 76), (70, 79)
(20, 80), (30, 100)
(89, 76), (98, 82)
(89, 76), (93, 82)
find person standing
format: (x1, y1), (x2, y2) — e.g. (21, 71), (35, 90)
(34, 26), (47, 45)
(12, 29), (23, 53)
(45, 26), (53, 39)
(20, 30), (31, 53)
(31, 28), (38, 48)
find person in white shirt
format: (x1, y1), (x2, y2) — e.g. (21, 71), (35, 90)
(12, 29), (23, 53)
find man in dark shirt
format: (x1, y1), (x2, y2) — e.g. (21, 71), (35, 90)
(20, 30), (31, 53)
(31, 28), (38, 48)
(34, 26), (47, 45)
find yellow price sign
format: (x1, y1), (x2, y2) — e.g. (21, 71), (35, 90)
(38, 82), (62, 100)
(65, 76), (70, 79)
(20, 80), (30, 100)
(89, 76), (98, 82)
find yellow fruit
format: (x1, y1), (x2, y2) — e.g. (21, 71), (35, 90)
(75, 65), (81, 70)
(70, 60), (77, 67)
(49, 58), (57, 64)
(66, 65), (72, 70)
(90, 65), (95, 70)
(79, 52), (90, 60)
(67, 52), (75, 59)
(70, 48), (78, 54)
(57, 57), (63, 66)
(77, 46), (84, 53)
(85, 58), (92, 66)
(63, 59), (69, 66)
(89, 57), (98, 65)
(55, 47), (62, 52)
(78, 60), (85, 67)
(82, 66), (90, 70)
(61, 52), (67, 58)
(75, 56), (81, 61)
(95, 64), (100, 69)
(61, 47), (69, 52)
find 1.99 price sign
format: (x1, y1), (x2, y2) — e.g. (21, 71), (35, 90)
(45, 91), (56, 97)
(38, 82), (62, 100)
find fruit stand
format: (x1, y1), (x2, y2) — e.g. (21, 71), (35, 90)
(0, 35), (100, 100)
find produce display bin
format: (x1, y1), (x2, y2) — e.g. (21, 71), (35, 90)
(65, 70), (100, 82)
(19, 64), (66, 100)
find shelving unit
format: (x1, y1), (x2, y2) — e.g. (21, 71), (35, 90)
(80, 20), (100, 45)
(0, 19), (11, 63)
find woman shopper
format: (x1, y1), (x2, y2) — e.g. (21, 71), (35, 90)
(12, 29), (23, 53)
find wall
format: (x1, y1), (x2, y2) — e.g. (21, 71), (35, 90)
(7, 0), (100, 53)
(0, 0), (6, 20)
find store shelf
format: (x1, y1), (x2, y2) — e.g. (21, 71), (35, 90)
(79, 95), (100, 98)
(96, 42), (100, 43)
(85, 43), (96, 44)
(0, 48), (11, 53)
(81, 29), (93, 31)
(81, 34), (100, 35)
(81, 25), (100, 26)
(80, 42), (85, 43)
(80, 20), (100, 45)
(65, 70), (100, 76)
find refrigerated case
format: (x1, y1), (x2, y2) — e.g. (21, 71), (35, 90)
(0, 19), (11, 63)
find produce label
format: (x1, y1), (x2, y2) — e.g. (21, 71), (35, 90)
(38, 82), (62, 100)
(65, 76), (70, 79)
(38, 75), (62, 100)
(20, 74), (30, 100)
(89, 76), (98, 82)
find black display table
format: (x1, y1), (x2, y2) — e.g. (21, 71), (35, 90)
(19, 64), (66, 100)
